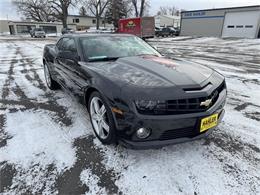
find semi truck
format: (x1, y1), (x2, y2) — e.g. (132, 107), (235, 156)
(118, 17), (155, 39)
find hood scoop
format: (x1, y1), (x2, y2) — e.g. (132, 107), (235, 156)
(183, 82), (213, 92)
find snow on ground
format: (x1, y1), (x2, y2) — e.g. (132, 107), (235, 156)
(0, 36), (260, 195)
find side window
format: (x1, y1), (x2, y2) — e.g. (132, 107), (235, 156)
(63, 38), (77, 53)
(56, 38), (64, 50)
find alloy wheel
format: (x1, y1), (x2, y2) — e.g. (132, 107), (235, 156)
(90, 97), (110, 139)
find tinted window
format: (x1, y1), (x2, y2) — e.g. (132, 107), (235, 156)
(57, 38), (77, 52)
(63, 38), (77, 52)
(56, 38), (64, 50)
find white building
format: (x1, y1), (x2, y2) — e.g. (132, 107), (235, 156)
(67, 15), (113, 30)
(155, 15), (181, 28)
(180, 5), (260, 38)
(0, 15), (114, 35)
(0, 20), (76, 35)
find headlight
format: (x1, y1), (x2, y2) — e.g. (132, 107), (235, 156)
(135, 100), (166, 111)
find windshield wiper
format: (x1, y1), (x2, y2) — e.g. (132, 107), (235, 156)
(88, 56), (119, 62)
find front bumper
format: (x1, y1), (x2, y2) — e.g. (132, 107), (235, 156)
(119, 109), (225, 149)
(115, 88), (227, 149)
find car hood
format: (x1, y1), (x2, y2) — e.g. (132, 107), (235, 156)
(85, 55), (214, 88)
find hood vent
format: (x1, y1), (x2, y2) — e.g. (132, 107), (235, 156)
(183, 82), (212, 92)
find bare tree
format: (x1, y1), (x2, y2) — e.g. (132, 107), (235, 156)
(131, 0), (149, 17)
(85, 0), (110, 29)
(48, 0), (77, 28)
(158, 6), (167, 15)
(79, 6), (87, 16)
(157, 6), (180, 16)
(12, 0), (54, 22)
(13, 0), (77, 27)
(168, 6), (178, 16)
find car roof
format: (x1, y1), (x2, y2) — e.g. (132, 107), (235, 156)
(62, 33), (135, 38)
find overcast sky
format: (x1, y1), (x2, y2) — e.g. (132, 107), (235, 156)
(0, 0), (259, 20)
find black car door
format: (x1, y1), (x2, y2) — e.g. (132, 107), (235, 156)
(54, 37), (71, 87)
(57, 37), (88, 97)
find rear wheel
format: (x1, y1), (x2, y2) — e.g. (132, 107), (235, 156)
(43, 63), (60, 90)
(88, 91), (116, 144)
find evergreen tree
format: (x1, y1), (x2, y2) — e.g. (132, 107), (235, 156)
(105, 0), (132, 28)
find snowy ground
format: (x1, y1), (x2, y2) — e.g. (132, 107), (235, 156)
(0, 36), (260, 195)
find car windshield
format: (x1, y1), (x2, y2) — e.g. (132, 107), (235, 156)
(80, 36), (161, 61)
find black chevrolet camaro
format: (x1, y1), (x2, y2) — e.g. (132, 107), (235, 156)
(43, 34), (227, 149)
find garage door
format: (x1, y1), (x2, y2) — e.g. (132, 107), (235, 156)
(222, 11), (260, 38)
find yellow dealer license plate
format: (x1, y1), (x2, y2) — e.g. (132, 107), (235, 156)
(200, 113), (219, 133)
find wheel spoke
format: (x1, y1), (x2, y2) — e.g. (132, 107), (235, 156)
(101, 120), (109, 132)
(93, 100), (100, 114)
(98, 121), (105, 137)
(99, 105), (106, 117)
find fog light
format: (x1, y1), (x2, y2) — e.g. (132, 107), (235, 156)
(136, 128), (151, 139)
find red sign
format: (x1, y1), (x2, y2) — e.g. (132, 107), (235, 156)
(118, 18), (141, 36)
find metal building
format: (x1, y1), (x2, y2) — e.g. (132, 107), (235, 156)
(180, 5), (260, 38)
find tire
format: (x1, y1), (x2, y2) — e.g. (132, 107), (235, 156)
(43, 63), (60, 90)
(88, 91), (116, 145)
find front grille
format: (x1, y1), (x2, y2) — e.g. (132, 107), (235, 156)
(166, 81), (225, 114)
(159, 127), (197, 140)
(137, 81), (226, 115)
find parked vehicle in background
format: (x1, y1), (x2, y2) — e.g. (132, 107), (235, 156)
(30, 28), (46, 38)
(61, 28), (75, 35)
(155, 27), (163, 35)
(174, 27), (180, 36)
(156, 27), (178, 37)
(118, 17), (155, 39)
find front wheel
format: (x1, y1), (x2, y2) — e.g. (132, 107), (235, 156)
(88, 91), (116, 144)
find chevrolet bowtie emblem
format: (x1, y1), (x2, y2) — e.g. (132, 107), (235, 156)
(200, 99), (213, 107)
